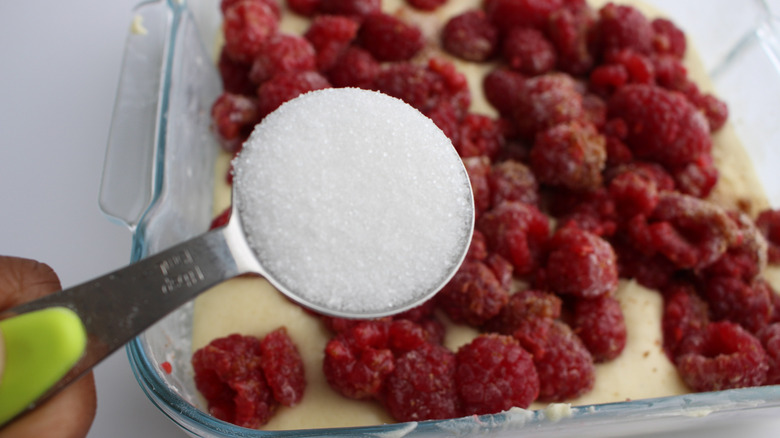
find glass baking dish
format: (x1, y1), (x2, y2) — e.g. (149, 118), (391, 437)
(101, 0), (780, 436)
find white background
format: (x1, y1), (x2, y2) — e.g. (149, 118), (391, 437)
(2, 0), (780, 437)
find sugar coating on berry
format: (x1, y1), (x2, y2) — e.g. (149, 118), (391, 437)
(233, 88), (474, 316)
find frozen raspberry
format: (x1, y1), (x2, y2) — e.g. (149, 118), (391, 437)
(211, 93), (260, 153)
(758, 323), (780, 384)
(220, 0), (281, 18)
(326, 46), (380, 88)
(530, 120), (606, 192)
(210, 207), (232, 230)
(607, 162), (673, 219)
(373, 60), (470, 117)
(405, 0), (447, 11)
(486, 252), (514, 290)
(548, 187), (618, 237)
(511, 73), (585, 139)
(192, 334), (277, 428)
(304, 15), (360, 72)
(502, 27), (556, 76)
(483, 289), (562, 334)
(223, 1), (279, 64)
(437, 259), (510, 327)
(287, 0), (321, 16)
(426, 101), (461, 147)
(542, 224), (618, 298)
(652, 54), (688, 90)
(693, 93), (729, 132)
(703, 212), (767, 281)
(756, 209), (780, 264)
(513, 318), (595, 401)
(573, 295), (626, 362)
(462, 156), (492, 217)
(612, 235), (677, 290)
(651, 18), (686, 58)
(383, 344), (459, 421)
(248, 34), (316, 84)
(259, 328), (306, 407)
(477, 201), (551, 276)
(582, 93), (607, 128)
(455, 113), (504, 159)
(607, 84), (711, 168)
(670, 153), (718, 199)
(319, 0), (380, 17)
(676, 321), (768, 392)
(388, 319), (435, 352)
(547, 3), (596, 75)
(662, 283), (710, 360)
(604, 49), (655, 85)
(595, 3), (653, 56)
(256, 70), (330, 117)
(485, 0), (564, 33)
(701, 276), (774, 335)
(483, 68), (525, 115)
(455, 334), (539, 415)
(359, 13), (424, 62)
(322, 321), (394, 400)
(588, 64), (628, 97)
(488, 160), (539, 207)
(217, 48), (255, 95)
(441, 10), (499, 62)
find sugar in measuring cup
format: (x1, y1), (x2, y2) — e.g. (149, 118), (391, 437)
(0, 88), (475, 426)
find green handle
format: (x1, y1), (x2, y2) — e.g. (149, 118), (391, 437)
(0, 307), (87, 425)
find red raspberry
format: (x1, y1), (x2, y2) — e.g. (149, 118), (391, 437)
(758, 323), (780, 384)
(607, 84), (711, 168)
(441, 10), (499, 62)
(462, 156), (492, 217)
(436, 259), (510, 327)
(485, 0), (564, 34)
(595, 3), (653, 56)
(383, 344), (459, 421)
(756, 209), (780, 264)
(512, 73), (585, 139)
(455, 334), (539, 415)
(488, 159), (539, 207)
(210, 207), (232, 230)
(548, 187), (617, 237)
(322, 321), (394, 400)
(259, 328), (306, 407)
(572, 295), (626, 362)
(502, 27), (556, 76)
(530, 120), (606, 192)
(388, 319), (435, 352)
(455, 113), (504, 159)
(607, 162), (673, 219)
(676, 321), (768, 392)
(692, 93), (729, 132)
(612, 235), (676, 290)
(464, 229), (489, 262)
(483, 289), (562, 334)
(359, 13), (424, 62)
(604, 48), (655, 85)
(405, 0), (447, 11)
(651, 18), (686, 58)
(662, 283), (709, 359)
(326, 46), (380, 88)
(373, 60), (470, 117)
(547, 3), (596, 75)
(476, 201), (551, 276)
(426, 101), (461, 147)
(210, 93), (260, 153)
(700, 276), (774, 335)
(582, 92), (607, 128)
(248, 34), (316, 84)
(217, 48), (255, 95)
(703, 212), (767, 281)
(542, 224), (618, 298)
(652, 54), (688, 90)
(589, 64), (628, 97)
(485, 252), (514, 291)
(192, 334), (277, 428)
(223, 1), (279, 64)
(256, 70), (330, 117)
(319, 0), (380, 18)
(287, 0), (321, 16)
(670, 153), (718, 199)
(304, 15), (360, 72)
(482, 68), (525, 116)
(220, 0), (281, 18)
(513, 318), (595, 401)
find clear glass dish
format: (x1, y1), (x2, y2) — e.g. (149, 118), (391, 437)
(103, 0), (780, 436)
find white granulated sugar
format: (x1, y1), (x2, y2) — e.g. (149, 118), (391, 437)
(233, 88), (473, 316)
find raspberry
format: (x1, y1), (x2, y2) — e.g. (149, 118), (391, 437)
(373, 60), (470, 117)
(502, 27), (557, 76)
(483, 68), (525, 115)
(488, 159), (539, 207)
(383, 344), (459, 421)
(595, 3), (653, 56)
(210, 207), (232, 230)
(692, 93), (729, 132)
(220, 0), (281, 18)
(441, 10), (499, 62)
(455, 334), (539, 415)
(436, 259), (510, 327)
(670, 153), (718, 199)
(322, 321), (394, 400)
(405, 0), (447, 11)
(248, 34), (316, 84)
(304, 15), (360, 72)
(476, 201), (551, 276)
(483, 289), (562, 334)
(676, 321), (768, 392)
(485, 0), (564, 34)
(582, 92), (607, 128)
(256, 70), (330, 117)
(485, 252), (514, 290)
(192, 334), (277, 428)
(548, 187), (618, 237)
(607, 162), (673, 219)
(541, 224), (618, 298)
(210, 93), (260, 153)
(359, 13), (424, 62)
(287, 0), (321, 16)
(572, 295), (626, 362)
(259, 328), (306, 406)
(511, 73), (585, 139)
(607, 84), (711, 168)
(530, 120), (606, 192)
(651, 18), (686, 58)
(455, 113), (504, 159)
(604, 49), (655, 85)
(546, 3), (596, 75)
(703, 212), (767, 281)
(756, 209), (780, 264)
(758, 323), (780, 384)
(462, 156), (492, 217)
(388, 319), (435, 352)
(319, 0), (380, 17)
(223, 1), (279, 64)
(218, 48), (255, 95)
(662, 283), (709, 359)
(612, 235), (676, 290)
(326, 46), (380, 88)
(700, 276), (774, 335)
(513, 318), (595, 401)
(589, 64), (628, 97)
(426, 101), (461, 147)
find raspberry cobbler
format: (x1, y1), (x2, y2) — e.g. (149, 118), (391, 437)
(189, 0), (780, 430)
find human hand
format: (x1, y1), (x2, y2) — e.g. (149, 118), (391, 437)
(0, 256), (96, 438)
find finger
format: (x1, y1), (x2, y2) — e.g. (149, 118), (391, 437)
(0, 256), (62, 310)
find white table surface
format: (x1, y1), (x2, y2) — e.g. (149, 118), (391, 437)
(3, 1), (780, 437)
